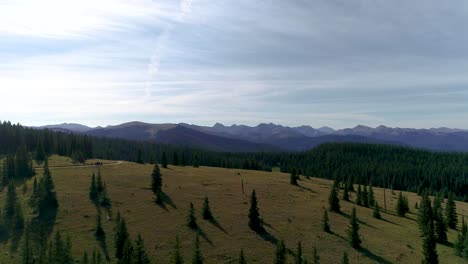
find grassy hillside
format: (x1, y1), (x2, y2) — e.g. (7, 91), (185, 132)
(1, 155), (467, 263)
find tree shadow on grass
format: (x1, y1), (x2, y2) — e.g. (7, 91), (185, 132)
(297, 184), (317, 194)
(380, 217), (403, 227)
(256, 228), (278, 246)
(339, 211), (376, 229)
(358, 247), (392, 264)
(156, 192), (177, 211)
(196, 227), (213, 246)
(208, 218), (228, 234)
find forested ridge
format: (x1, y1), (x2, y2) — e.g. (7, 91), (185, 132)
(1, 121), (467, 200)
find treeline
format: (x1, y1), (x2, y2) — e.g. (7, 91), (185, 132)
(0, 121), (275, 175)
(2, 121), (468, 200)
(279, 143), (468, 201)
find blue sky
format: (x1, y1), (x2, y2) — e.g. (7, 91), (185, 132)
(1, 0), (468, 128)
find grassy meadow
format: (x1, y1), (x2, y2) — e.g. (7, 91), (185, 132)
(0, 155), (467, 263)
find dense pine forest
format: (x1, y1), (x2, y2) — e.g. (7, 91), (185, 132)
(1, 121), (467, 200)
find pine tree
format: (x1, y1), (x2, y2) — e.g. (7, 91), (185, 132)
(162, 152), (168, 168)
(95, 210), (105, 238)
(89, 173), (98, 203)
(322, 209), (330, 233)
(181, 152), (187, 166)
(35, 138), (46, 164)
(445, 192), (458, 229)
(136, 149), (144, 164)
(115, 217), (129, 260)
(121, 239), (134, 264)
(248, 190), (263, 232)
(3, 181), (17, 226)
(311, 246), (320, 264)
(151, 164), (163, 203)
(99, 183), (111, 208)
(342, 184), (349, 201)
(193, 154), (200, 168)
(434, 206), (447, 243)
(362, 185), (369, 207)
(134, 233), (150, 264)
(191, 233), (204, 264)
(373, 202), (381, 219)
(290, 169), (298, 186)
(368, 185), (375, 207)
(397, 192), (407, 217)
(202, 196), (213, 220)
(172, 235), (184, 264)
(356, 185), (362, 206)
(421, 220), (439, 264)
(347, 207), (361, 249)
(187, 202), (198, 230)
(418, 192), (433, 235)
(294, 242), (303, 264)
(37, 159), (58, 215)
(238, 248), (246, 264)
(328, 183), (340, 213)
(454, 217), (467, 256)
(274, 240), (286, 264)
(96, 170), (104, 193)
(342, 252), (349, 264)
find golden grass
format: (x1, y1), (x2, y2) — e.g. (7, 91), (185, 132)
(2, 156), (468, 263)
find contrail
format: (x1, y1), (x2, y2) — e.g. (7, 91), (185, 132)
(145, 0), (193, 98)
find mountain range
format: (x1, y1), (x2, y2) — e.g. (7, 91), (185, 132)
(32, 122), (468, 152)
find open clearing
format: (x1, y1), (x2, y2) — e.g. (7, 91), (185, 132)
(1, 155), (467, 263)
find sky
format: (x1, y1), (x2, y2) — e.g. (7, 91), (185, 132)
(1, 0), (468, 129)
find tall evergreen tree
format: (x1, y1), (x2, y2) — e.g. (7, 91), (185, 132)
(187, 202), (198, 230)
(368, 185), (375, 207)
(346, 208), (361, 249)
(121, 239), (134, 264)
(274, 240), (286, 264)
(96, 170), (104, 193)
(434, 205), (447, 243)
(342, 184), (349, 201)
(115, 217), (129, 260)
(89, 173), (98, 203)
(397, 192), (408, 217)
(328, 183), (340, 213)
(162, 152), (168, 168)
(294, 242), (303, 264)
(37, 159), (58, 215)
(191, 233), (204, 264)
(421, 220), (439, 264)
(373, 202), (381, 219)
(172, 235), (184, 264)
(322, 209), (330, 233)
(248, 190), (263, 232)
(151, 164), (163, 203)
(356, 185), (362, 206)
(192, 154), (200, 168)
(136, 149), (144, 164)
(134, 233), (150, 264)
(35, 138), (46, 164)
(95, 210), (105, 238)
(22, 225), (32, 264)
(202, 196), (213, 220)
(445, 192), (458, 229)
(3, 181), (17, 226)
(290, 169), (298, 186)
(362, 185), (369, 207)
(418, 192), (433, 235)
